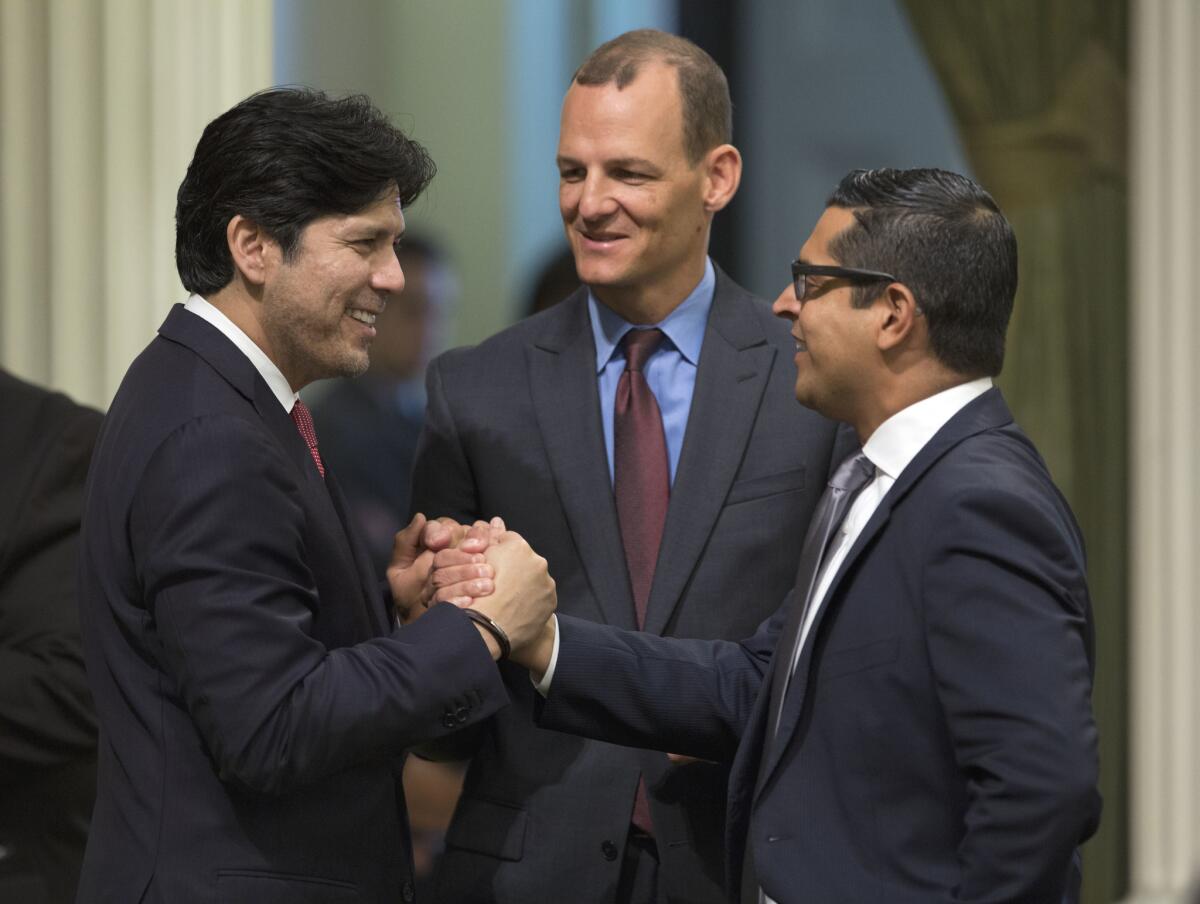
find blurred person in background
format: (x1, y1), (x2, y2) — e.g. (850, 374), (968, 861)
(523, 245), (580, 318)
(0, 368), (101, 904)
(312, 234), (457, 576)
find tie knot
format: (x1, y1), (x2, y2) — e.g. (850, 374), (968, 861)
(622, 328), (664, 373)
(829, 450), (874, 494)
(290, 399), (318, 440)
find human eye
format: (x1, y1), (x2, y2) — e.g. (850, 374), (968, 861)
(615, 168), (649, 183)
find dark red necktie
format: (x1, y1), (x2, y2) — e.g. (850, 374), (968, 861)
(613, 328), (669, 837)
(290, 399), (326, 478)
(614, 328), (669, 628)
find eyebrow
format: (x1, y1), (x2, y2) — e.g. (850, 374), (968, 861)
(555, 155), (661, 172)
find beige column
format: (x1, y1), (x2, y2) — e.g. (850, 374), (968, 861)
(0, 0), (272, 408)
(1127, 0), (1200, 901)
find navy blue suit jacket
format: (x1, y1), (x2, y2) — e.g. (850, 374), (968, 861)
(77, 306), (508, 904)
(539, 388), (1100, 904)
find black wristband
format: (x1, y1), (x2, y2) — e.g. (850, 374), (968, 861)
(463, 608), (511, 660)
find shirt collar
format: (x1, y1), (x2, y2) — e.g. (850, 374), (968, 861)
(588, 257), (715, 373)
(184, 294), (299, 412)
(863, 377), (993, 481)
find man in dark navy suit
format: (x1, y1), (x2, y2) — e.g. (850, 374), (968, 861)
(76, 88), (555, 904)
(489, 168), (1101, 903)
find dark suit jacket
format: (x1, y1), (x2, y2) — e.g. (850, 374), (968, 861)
(76, 306), (509, 904)
(411, 271), (844, 903)
(0, 370), (101, 904)
(539, 388), (1101, 904)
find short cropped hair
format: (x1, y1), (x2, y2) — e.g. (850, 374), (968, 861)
(175, 87), (435, 296)
(572, 29), (731, 164)
(827, 168), (1017, 377)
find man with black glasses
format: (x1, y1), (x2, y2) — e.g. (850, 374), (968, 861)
(489, 167), (1101, 904)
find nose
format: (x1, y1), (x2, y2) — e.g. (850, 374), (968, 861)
(575, 173), (617, 222)
(373, 248), (406, 296)
(772, 284), (800, 321)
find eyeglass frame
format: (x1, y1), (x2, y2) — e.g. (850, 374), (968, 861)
(791, 260), (899, 303)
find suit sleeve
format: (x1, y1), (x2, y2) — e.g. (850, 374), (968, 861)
(0, 406), (101, 781)
(130, 414), (508, 795)
(536, 599), (788, 762)
(922, 483), (1100, 903)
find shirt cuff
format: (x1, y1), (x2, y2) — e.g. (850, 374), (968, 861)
(532, 614), (561, 697)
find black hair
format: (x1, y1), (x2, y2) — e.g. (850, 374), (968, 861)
(175, 87), (435, 295)
(827, 167), (1017, 377)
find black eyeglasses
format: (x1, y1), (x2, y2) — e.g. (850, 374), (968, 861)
(791, 261), (898, 302)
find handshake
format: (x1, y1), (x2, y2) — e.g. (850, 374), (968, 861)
(386, 514), (558, 675)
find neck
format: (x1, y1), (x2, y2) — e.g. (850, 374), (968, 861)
(852, 364), (976, 442)
(205, 284), (302, 391)
(593, 256), (708, 325)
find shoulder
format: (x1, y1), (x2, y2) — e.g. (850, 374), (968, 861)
(0, 369), (102, 441)
(430, 292), (589, 380)
(918, 424), (1084, 557)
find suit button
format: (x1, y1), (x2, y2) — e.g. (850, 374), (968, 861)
(455, 705), (469, 724)
(442, 713), (457, 729)
(601, 840), (618, 861)
(401, 879), (415, 902)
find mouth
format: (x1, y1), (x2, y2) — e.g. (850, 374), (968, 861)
(576, 228), (627, 250)
(792, 333), (807, 353)
(347, 309), (378, 326)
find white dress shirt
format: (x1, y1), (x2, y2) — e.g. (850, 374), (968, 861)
(183, 294), (298, 412)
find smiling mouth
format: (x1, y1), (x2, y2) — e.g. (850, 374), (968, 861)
(347, 309), (377, 326)
(578, 230), (626, 246)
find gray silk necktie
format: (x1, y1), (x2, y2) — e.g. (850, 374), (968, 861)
(766, 450), (875, 738)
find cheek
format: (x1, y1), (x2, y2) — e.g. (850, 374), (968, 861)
(559, 184), (579, 216)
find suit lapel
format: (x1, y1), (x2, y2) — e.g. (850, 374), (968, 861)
(528, 294), (637, 629)
(643, 274), (776, 636)
(162, 305), (384, 640)
(761, 388), (1016, 784)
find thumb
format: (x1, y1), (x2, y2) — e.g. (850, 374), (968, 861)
(390, 512), (428, 571)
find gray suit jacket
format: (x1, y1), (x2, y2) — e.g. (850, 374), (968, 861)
(411, 269), (844, 903)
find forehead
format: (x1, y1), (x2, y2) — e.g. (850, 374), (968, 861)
(557, 63), (687, 160)
(314, 187), (405, 235)
(798, 206), (857, 262)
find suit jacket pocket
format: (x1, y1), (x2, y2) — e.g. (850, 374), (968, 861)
(444, 796), (528, 862)
(216, 870), (359, 903)
(725, 467), (806, 506)
(817, 637), (898, 682)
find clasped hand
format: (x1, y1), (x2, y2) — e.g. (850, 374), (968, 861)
(387, 514), (557, 667)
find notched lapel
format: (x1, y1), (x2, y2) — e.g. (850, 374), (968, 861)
(763, 387), (1014, 773)
(643, 284), (775, 636)
(259, 383), (379, 638)
(528, 301), (636, 629)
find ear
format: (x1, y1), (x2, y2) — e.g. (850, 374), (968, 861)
(700, 144), (742, 213)
(226, 215), (275, 287)
(875, 282), (923, 353)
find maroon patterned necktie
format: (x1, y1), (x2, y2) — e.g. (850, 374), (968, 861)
(290, 399), (326, 478)
(614, 328), (669, 837)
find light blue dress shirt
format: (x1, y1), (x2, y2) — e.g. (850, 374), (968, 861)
(588, 258), (715, 486)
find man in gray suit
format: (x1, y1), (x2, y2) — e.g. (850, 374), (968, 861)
(412, 29), (843, 904)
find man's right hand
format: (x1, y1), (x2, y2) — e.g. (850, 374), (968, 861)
(467, 531), (556, 659)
